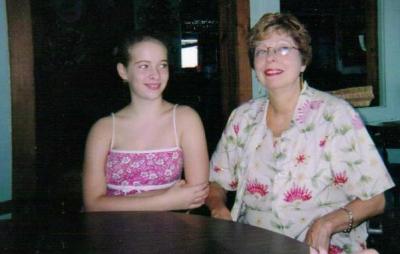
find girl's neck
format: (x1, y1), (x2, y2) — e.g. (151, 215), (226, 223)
(124, 98), (167, 118)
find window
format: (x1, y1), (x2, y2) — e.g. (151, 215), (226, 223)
(281, 0), (379, 107)
(181, 38), (198, 68)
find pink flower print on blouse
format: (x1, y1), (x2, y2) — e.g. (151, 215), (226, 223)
(246, 180), (269, 197)
(284, 184), (312, 203)
(233, 124), (240, 135)
(351, 114), (364, 130)
(106, 149), (183, 196)
(296, 100), (323, 124)
(319, 136), (328, 147)
(328, 245), (344, 254)
(333, 171), (348, 186)
(229, 179), (238, 190)
(213, 166), (222, 173)
(295, 153), (307, 166)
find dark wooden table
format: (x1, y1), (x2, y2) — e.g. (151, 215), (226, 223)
(0, 211), (309, 254)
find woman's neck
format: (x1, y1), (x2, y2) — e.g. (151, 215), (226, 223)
(268, 84), (301, 116)
(266, 81), (302, 137)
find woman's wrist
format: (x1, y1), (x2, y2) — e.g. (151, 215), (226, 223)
(340, 206), (354, 233)
(321, 206), (355, 234)
(312, 209), (350, 237)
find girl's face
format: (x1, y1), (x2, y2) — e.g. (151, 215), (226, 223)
(253, 31), (306, 92)
(117, 40), (169, 101)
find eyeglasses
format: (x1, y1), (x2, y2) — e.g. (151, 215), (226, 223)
(254, 46), (299, 58)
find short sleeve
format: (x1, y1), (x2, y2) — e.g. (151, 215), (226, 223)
(329, 103), (395, 200)
(209, 110), (242, 191)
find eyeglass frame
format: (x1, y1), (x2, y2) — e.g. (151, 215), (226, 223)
(254, 46), (300, 59)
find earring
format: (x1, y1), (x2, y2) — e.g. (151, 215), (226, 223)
(300, 72), (304, 90)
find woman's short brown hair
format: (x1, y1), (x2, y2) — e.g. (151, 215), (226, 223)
(248, 13), (312, 68)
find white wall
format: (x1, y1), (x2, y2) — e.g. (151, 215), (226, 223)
(250, 0), (279, 99)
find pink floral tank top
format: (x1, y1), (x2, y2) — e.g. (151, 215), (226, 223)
(106, 105), (183, 196)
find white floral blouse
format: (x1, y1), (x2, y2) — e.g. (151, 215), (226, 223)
(210, 82), (394, 254)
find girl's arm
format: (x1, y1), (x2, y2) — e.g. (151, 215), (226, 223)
(177, 106), (210, 186)
(82, 117), (208, 212)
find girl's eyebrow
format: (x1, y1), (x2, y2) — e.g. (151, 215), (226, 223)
(133, 59), (168, 65)
(133, 60), (150, 64)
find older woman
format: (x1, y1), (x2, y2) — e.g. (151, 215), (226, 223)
(206, 13), (394, 253)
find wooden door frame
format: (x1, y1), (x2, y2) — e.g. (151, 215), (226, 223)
(218, 0), (252, 119)
(6, 0), (36, 200)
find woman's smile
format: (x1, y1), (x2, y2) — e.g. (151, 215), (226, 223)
(263, 68), (283, 76)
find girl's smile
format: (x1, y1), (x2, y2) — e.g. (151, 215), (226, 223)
(144, 82), (162, 90)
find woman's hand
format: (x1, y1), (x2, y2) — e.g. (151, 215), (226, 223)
(205, 182), (232, 220)
(210, 205), (232, 221)
(309, 247), (380, 254)
(306, 195), (386, 253)
(163, 180), (209, 210)
(305, 216), (334, 254)
(357, 249), (379, 254)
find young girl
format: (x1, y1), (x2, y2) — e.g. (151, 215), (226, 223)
(83, 31), (209, 211)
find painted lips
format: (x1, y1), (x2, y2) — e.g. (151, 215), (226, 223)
(263, 69), (283, 76)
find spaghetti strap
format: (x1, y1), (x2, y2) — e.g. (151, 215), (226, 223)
(172, 105), (180, 147)
(110, 113), (115, 150)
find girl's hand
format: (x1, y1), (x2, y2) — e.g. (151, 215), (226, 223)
(164, 180), (209, 210)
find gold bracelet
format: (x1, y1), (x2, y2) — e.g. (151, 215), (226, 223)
(340, 206), (353, 233)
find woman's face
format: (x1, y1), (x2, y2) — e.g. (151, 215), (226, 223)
(253, 31), (306, 92)
(117, 40), (169, 101)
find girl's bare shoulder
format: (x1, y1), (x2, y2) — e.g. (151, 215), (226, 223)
(176, 105), (200, 118)
(174, 105), (202, 127)
(88, 115), (113, 138)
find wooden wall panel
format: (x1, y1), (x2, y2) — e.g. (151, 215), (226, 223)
(366, 0), (379, 105)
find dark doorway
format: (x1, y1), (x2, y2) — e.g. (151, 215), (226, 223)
(31, 0), (223, 212)
(31, 0), (133, 211)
